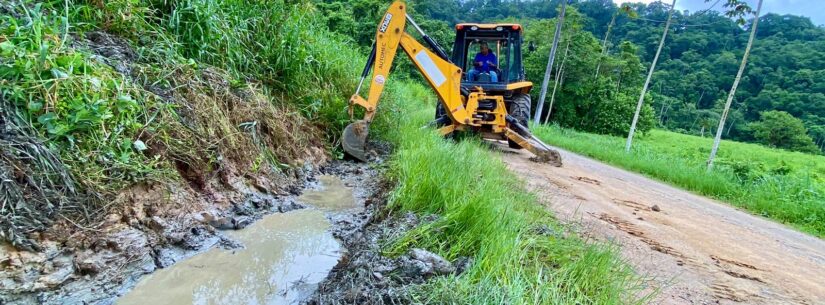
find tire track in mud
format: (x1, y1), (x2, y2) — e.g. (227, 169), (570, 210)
(499, 143), (825, 305)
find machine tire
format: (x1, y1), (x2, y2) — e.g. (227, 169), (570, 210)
(435, 101), (459, 140)
(435, 101), (447, 126)
(507, 93), (531, 149)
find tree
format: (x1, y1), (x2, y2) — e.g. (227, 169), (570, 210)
(708, 0), (761, 170)
(625, 0), (676, 152)
(749, 111), (819, 153)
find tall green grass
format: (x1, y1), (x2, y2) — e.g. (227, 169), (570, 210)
(372, 82), (650, 304)
(154, 0), (361, 136)
(532, 125), (825, 237)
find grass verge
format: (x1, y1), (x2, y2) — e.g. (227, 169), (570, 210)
(370, 82), (650, 304)
(532, 125), (825, 237)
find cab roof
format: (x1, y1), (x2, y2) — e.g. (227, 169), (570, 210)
(456, 23), (523, 32)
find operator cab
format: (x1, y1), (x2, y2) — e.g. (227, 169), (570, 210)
(451, 23), (527, 93)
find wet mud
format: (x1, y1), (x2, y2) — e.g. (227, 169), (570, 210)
(116, 173), (362, 305)
(116, 210), (341, 305)
(307, 166), (471, 305)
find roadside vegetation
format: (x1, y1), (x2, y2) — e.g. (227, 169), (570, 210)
(533, 125), (825, 237)
(1, 0), (355, 248)
(372, 82), (649, 304)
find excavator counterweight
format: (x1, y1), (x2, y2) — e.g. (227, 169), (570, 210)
(342, 1), (561, 166)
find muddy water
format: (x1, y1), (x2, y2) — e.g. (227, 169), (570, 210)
(299, 175), (356, 211)
(116, 175), (356, 305)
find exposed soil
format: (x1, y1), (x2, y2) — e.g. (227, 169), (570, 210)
(308, 162), (470, 305)
(500, 144), (825, 305)
(0, 160), (319, 304)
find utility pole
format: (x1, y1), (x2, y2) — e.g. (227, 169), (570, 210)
(544, 40), (570, 123)
(594, 12), (617, 78)
(625, 0), (676, 152)
(533, 0), (567, 124)
(708, 0), (762, 170)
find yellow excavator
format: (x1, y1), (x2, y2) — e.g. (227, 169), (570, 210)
(342, 1), (562, 166)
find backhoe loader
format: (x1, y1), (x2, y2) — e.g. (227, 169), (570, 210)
(342, 1), (562, 166)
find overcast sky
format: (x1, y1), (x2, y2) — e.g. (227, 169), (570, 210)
(613, 0), (825, 25)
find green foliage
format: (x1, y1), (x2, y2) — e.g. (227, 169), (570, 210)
(1, 4), (162, 190)
(749, 110), (820, 153)
(155, 0), (360, 135)
(521, 7), (654, 136)
(588, 91), (655, 136)
(533, 126), (825, 237)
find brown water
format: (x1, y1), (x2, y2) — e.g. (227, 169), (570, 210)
(116, 175), (356, 305)
(298, 175), (356, 211)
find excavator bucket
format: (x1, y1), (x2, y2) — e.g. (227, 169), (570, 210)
(342, 120), (370, 162)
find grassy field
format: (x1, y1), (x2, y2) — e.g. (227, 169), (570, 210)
(532, 126), (825, 237)
(370, 83), (650, 304)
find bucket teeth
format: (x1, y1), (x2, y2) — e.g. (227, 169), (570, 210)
(342, 120), (370, 162)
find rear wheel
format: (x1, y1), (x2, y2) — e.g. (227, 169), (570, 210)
(507, 93), (531, 149)
(435, 101), (447, 126)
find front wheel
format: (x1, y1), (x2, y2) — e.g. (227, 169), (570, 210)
(507, 94), (531, 149)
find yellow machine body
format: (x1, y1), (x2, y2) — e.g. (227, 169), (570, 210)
(343, 1), (561, 166)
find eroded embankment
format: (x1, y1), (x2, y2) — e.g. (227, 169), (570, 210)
(114, 163), (377, 305)
(0, 17), (330, 305)
(0, 160), (317, 304)
(1, 157), (396, 304)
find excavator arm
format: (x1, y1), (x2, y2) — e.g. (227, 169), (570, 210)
(343, 1), (561, 166)
(343, 2), (472, 161)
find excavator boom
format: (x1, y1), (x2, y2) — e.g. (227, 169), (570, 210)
(342, 1), (561, 166)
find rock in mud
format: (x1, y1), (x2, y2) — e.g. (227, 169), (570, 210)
(74, 252), (104, 275)
(233, 216), (253, 229)
(145, 216), (169, 232)
(208, 217), (235, 230)
(453, 256), (473, 275)
(405, 248), (455, 276)
(37, 264), (74, 288)
(651, 204), (661, 212)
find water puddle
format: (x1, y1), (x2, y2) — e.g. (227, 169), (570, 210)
(116, 175), (356, 305)
(299, 175), (357, 211)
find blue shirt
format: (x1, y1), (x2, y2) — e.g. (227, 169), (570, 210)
(473, 52), (497, 72)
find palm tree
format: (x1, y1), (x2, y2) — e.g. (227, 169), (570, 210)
(625, 0), (676, 152)
(707, 0), (762, 170)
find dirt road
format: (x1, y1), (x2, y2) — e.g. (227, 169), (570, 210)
(501, 145), (825, 304)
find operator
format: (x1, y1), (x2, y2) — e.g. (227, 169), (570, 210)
(467, 41), (498, 82)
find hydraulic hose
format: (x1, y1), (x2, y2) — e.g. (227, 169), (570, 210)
(355, 42), (377, 96)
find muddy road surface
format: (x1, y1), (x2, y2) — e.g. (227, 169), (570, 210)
(501, 144), (825, 305)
